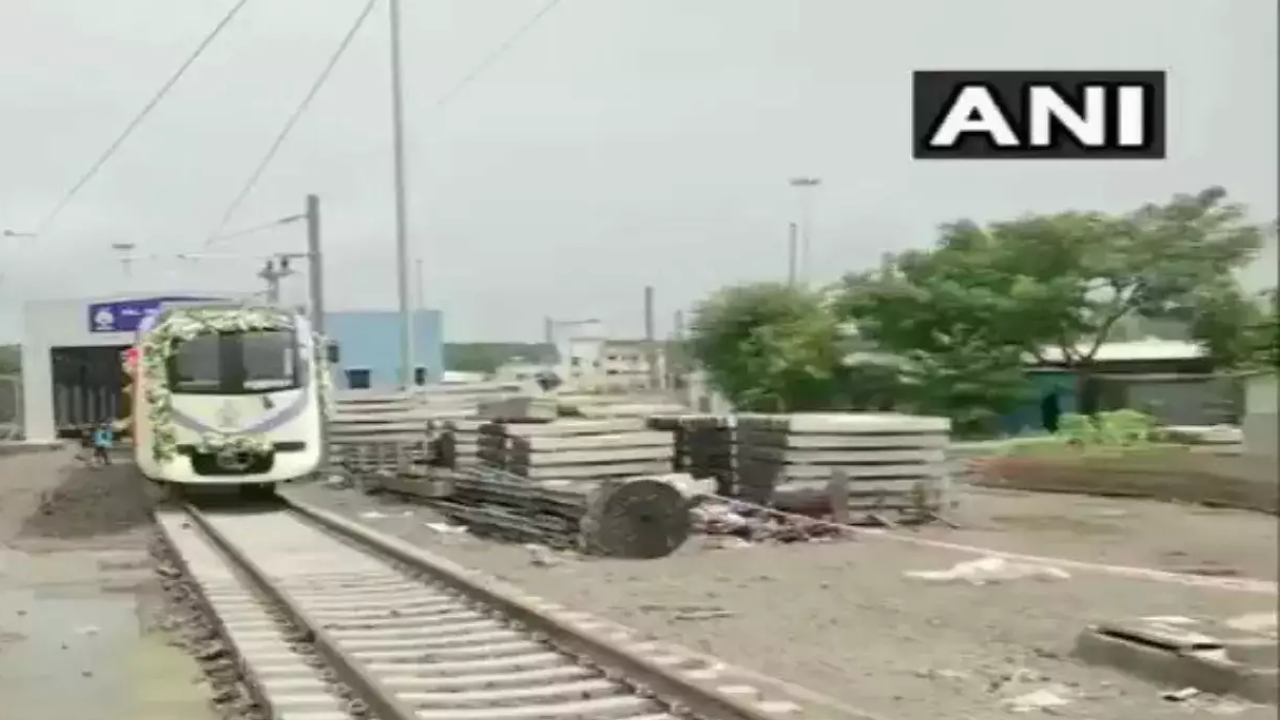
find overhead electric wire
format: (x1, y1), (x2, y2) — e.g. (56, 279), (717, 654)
(34, 0), (254, 237)
(206, 213), (306, 245)
(203, 0), (378, 246)
(433, 0), (566, 109)
(204, 0), (565, 245)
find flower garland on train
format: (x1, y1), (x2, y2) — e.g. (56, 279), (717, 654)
(140, 307), (333, 463)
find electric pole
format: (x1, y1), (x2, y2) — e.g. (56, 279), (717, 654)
(388, 0), (415, 390)
(643, 285), (659, 391)
(786, 222), (798, 286)
(305, 194), (325, 337)
(789, 177), (821, 285)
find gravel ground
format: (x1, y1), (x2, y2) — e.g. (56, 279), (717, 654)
(0, 450), (247, 712)
(916, 486), (1279, 581)
(289, 481), (1277, 720)
(16, 450), (154, 543)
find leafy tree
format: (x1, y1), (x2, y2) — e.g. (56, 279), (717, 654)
(835, 256), (1034, 435)
(839, 187), (1266, 416)
(444, 342), (555, 374)
(980, 186), (1265, 368)
(1177, 280), (1267, 369)
(686, 283), (849, 412)
(1243, 288), (1280, 369)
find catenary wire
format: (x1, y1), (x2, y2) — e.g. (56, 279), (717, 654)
(432, 0), (566, 109)
(204, 0), (567, 245)
(203, 0), (379, 246)
(206, 213), (306, 246)
(33, 0), (255, 237)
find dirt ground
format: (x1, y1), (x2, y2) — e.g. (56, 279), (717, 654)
(915, 485), (1279, 582)
(13, 451), (155, 546)
(289, 480), (1278, 720)
(0, 450), (219, 720)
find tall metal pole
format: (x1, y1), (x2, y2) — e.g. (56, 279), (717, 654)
(304, 194), (330, 466)
(789, 177), (820, 286)
(305, 194), (325, 337)
(388, 0), (414, 390)
(643, 285), (659, 391)
(786, 222), (798, 286)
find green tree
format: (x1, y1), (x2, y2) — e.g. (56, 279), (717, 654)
(1177, 280), (1267, 369)
(835, 250), (1034, 435)
(443, 342), (555, 374)
(835, 186), (1266, 425)
(686, 283), (850, 412)
(980, 186), (1265, 370)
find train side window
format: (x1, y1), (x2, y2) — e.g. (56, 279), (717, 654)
(344, 368), (371, 389)
(413, 366), (427, 386)
(327, 342), (340, 364)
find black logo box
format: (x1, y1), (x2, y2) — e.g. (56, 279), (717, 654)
(912, 70), (1167, 160)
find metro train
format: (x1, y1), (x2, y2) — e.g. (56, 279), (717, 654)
(131, 302), (325, 497)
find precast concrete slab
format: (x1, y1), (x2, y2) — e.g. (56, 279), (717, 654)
(1074, 613), (1279, 704)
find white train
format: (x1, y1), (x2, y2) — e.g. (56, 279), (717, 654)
(132, 303), (325, 497)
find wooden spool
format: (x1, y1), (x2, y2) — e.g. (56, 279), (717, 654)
(576, 476), (692, 559)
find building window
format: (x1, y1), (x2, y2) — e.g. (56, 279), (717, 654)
(414, 366), (427, 386)
(345, 368), (371, 389)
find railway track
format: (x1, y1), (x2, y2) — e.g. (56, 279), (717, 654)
(155, 496), (847, 720)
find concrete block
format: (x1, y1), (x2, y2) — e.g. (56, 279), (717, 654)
(736, 412), (950, 435)
(477, 396), (558, 422)
(509, 431), (674, 452)
(737, 462), (944, 481)
(737, 446), (946, 465)
(736, 428), (950, 450)
(1074, 615), (1279, 704)
(519, 461), (674, 480)
(505, 446), (675, 465)
(498, 418), (649, 436)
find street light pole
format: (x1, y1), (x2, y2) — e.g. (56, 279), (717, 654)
(788, 177), (821, 285)
(111, 242), (137, 281)
(388, 0), (415, 389)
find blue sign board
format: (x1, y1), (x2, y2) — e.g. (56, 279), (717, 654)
(87, 296), (218, 334)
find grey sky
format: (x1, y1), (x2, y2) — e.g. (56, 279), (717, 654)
(1, 0), (1276, 343)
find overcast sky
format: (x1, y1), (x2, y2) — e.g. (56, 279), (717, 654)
(0, 0), (1276, 343)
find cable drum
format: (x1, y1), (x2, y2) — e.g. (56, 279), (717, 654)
(577, 476), (693, 559)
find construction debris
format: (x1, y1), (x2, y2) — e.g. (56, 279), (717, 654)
(689, 499), (850, 544)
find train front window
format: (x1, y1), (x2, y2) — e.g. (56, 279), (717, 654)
(168, 329), (300, 394)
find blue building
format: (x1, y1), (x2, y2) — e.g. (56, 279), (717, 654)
(326, 309), (444, 390)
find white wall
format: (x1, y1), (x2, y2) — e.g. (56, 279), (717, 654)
(1244, 373), (1277, 458)
(20, 293), (241, 441)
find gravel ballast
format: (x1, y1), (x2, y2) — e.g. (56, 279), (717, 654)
(288, 481), (1277, 720)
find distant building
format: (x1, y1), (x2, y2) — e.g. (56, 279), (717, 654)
(492, 359), (552, 384)
(326, 309), (444, 390)
(1001, 337), (1230, 435)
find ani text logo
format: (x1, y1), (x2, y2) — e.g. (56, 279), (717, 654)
(912, 71), (1167, 160)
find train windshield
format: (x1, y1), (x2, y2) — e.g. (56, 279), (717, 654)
(168, 329), (300, 395)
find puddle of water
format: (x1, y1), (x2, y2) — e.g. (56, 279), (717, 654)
(0, 588), (135, 718)
(0, 546), (218, 720)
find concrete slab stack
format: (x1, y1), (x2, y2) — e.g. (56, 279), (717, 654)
(735, 412), (952, 521)
(477, 418), (675, 485)
(329, 394), (432, 474)
(442, 419), (483, 469)
(648, 414), (735, 496)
